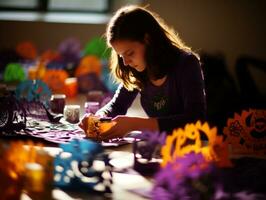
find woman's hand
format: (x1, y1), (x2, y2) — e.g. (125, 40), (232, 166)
(100, 115), (159, 140)
(78, 113), (92, 132)
(100, 115), (135, 140)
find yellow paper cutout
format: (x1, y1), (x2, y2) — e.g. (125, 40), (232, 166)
(223, 109), (266, 157)
(0, 141), (45, 180)
(161, 121), (232, 167)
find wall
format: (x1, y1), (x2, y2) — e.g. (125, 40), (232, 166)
(143, 0), (266, 81)
(0, 0), (265, 89)
(0, 21), (106, 52)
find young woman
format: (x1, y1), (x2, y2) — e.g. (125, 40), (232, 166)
(80, 5), (206, 140)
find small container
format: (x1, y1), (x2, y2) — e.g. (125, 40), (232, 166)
(24, 163), (45, 193)
(50, 94), (66, 114)
(84, 101), (100, 114)
(86, 90), (104, 104)
(64, 105), (80, 123)
(64, 77), (78, 98)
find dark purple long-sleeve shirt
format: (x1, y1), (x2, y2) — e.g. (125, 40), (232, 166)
(97, 52), (206, 133)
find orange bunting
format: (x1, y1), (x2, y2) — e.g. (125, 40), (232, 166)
(223, 109), (266, 157)
(161, 121), (232, 168)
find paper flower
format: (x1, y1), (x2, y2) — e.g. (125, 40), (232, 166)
(75, 55), (102, 77)
(16, 41), (37, 60)
(3, 63), (26, 83)
(40, 50), (61, 63)
(42, 69), (68, 93)
(152, 153), (216, 200)
(161, 121), (232, 168)
(83, 37), (111, 59)
(133, 131), (166, 175)
(58, 37), (81, 63)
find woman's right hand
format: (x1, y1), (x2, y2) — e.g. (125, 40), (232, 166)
(78, 113), (92, 132)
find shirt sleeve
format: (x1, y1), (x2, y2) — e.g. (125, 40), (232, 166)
(157, 54), (207, 133)
(96, 84), (139, 117)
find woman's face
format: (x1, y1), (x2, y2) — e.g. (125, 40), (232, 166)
(111, 39), (146, 72)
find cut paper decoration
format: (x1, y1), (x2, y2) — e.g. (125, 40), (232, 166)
(0, 140), (53, 200)
(83, 37), (111, 59)
(223, 109), (266, 157)
(3, 63), (26, 83)
(42, 69), (68, 93)
(46, 60), (66, 70)
(82, 115), (115, 140)
(16, 41), (37, 60)
(152, 153), (216, 200)
(28, 62), (46, 80)
(15, 79), (51, 107)
(58, 37), (81, 63)
(161, 121), (232, 168)
(0, 94), (26, 133)
(24, 117), (84, 144)
(40, 50), (61, 63)
(20, 100), (63, 123)
(54, 139), (112, 193)
(153, 153), (266, 200)
(133, 131), (166, 176)
(75, 55), (102, 77)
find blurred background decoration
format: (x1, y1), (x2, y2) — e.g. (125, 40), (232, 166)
(0, 0), (265, 128)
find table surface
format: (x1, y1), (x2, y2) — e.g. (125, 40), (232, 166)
(1, 94), (153, 200)
(20, 143), (153, 200)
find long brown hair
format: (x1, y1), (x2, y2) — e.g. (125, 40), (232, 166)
(106, 5), (199, 91)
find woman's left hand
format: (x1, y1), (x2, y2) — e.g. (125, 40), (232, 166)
(100, 115), (135, 140)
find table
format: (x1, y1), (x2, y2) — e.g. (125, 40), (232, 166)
(20, 144), (153, 200)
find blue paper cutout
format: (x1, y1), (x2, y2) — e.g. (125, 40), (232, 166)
(54, 139), (112, 193)
(15, 79), (51, 107)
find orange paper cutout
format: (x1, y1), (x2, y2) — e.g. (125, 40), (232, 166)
(75, 55), (102, 77)
(161, 121), (232, 168)
(223, 109), (266, 157)
(16, 41), (37, 60)
(42, 69), (68, 93)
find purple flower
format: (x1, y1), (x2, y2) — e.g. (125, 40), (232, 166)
(135, 130), (166, 146)
(134, 131), (166, 160)
(152, 153), (215, 200)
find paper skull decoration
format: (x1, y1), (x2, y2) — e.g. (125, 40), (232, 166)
(162, 121), (232, 168)
(223, 109), (266, 157)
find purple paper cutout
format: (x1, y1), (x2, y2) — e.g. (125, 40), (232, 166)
(133, 131), (166, 176)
